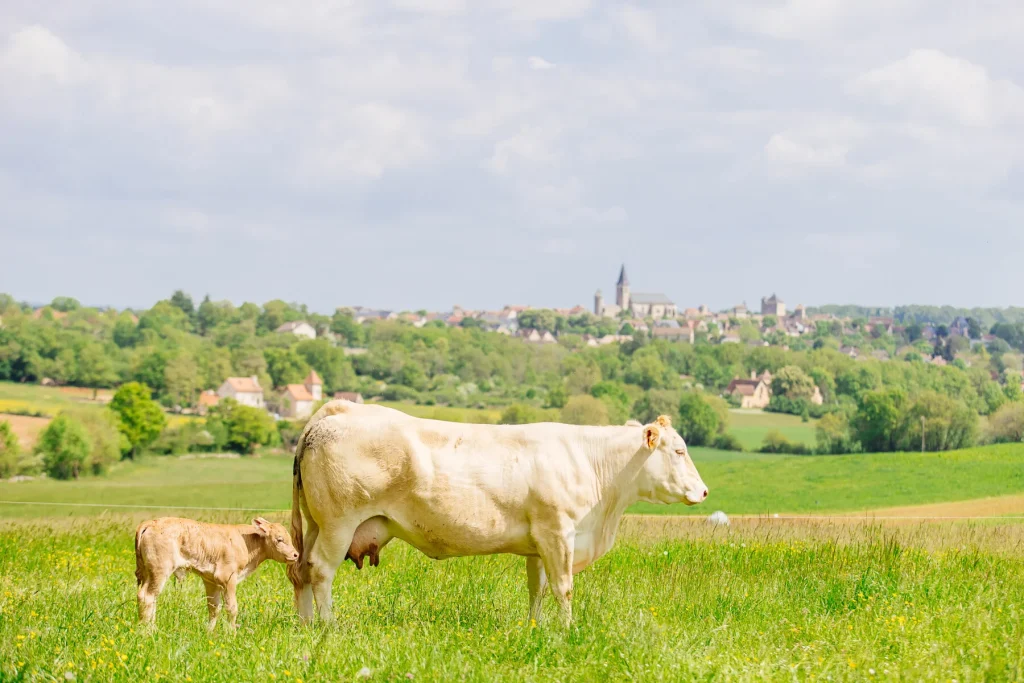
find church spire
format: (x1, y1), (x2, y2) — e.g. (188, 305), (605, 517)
(616, 264), (629, 286)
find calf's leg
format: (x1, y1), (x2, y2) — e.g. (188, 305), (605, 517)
(222, 576), (239, 630)
(137, 568), (170, 626)
(204, 580), (223, 631)
(526, 557), (547, 624)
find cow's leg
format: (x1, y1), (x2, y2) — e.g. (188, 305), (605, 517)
(536, 531), (575, 627)
(308, 519), (360, 624)
(204, 580), (223, 631)
(295, 517), (320, 624)
(526, 556), (547, 624)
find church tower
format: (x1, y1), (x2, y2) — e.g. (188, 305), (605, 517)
(615, 264), (630, 312)
(594, 289), (604, 316)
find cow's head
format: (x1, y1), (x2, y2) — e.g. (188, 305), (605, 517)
(253, 517), (300, 563)
(635, 415), (708, 506)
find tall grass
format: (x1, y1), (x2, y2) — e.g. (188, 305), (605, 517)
(1, 517), (1021, 681)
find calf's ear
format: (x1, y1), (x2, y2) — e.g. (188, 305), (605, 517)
(252, 518), (270, 536)
(643, 424), (661, 450)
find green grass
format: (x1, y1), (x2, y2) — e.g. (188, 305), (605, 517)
(727, 409), (819, 451)
(376, 401), (503, 424)
(0, 381), (90, 417)
(1, 517), (1022, 681)
(4, 444), (1024, 521)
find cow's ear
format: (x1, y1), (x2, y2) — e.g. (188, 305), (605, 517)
(252, 518), (270, 536)
(643, 424), (661, 450)
(655, 415), (672, 429)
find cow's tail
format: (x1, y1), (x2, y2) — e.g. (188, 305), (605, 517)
(287, 400), (349, 589)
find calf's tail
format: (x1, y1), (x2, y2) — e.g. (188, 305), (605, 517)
(134, 523), (148, 587)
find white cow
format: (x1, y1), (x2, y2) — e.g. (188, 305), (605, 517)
(287, 400), (708, 625)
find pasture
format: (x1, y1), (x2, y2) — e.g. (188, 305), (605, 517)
(727, 409), (819, 451)
(1, 515), (1022, 681)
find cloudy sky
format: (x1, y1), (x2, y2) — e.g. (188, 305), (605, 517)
(1, 1), (1022, 313)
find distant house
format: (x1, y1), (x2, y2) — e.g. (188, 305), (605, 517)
(727, 375), (772, 409)
(333, 391), (364, 404)
(950, 317), (971, 337)
(594, 265), (677, 319)
(275, 320), (317, 339)
(279, 370), (323, 420)
(789, 304), (807, 321)
(519, 329), (557, 344)
(218, 376), (265, 409)
(721, 333), (742, 344)
(652, 319), (694, 343)
(197, 390), (220, 415)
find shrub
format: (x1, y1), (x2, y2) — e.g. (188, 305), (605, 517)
(499, 404), (546, 425)
(205, 398), (277, 454)
(0, 420), (36, 478)
(815, 413), (859, 454)
(109, 382), (167, 457)
(561, 395), (610, 426)
(35, 413), (91, 479)
(381, 385), (421, 402)
(895, 391), (978, 452)
(676, 392), (720, 446)
(759, 430), (812, 455)
(67, 408), (128, 474)
(985, 402), (1024, 443)
(711, 432), (744, 451)
(633, 390), (680, 425)
(151, 421), (218, 455)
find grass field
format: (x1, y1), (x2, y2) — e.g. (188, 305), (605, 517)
(727, 409), (819, 451)
(1, 515), (1022, 681)
(3, 445), (1024, 680)
(6, 443), (1024, 519)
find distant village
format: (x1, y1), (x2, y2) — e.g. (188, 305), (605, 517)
(182, 264), (989, 420)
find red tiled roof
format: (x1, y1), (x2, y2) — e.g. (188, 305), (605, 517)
(225, 377), (261, 393)
(283, 384), (314, 401)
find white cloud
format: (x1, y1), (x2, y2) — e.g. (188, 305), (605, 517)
(392, 0), (466, 15)
(849, 49), (1024, 127)
(528, 56), (555, 70)
(617, 5), (658, 47)
(485, 125), (561, 174)
(764, 134), (848, 168)
(0, 25), (80, 85)
(496, 0), (591, 22)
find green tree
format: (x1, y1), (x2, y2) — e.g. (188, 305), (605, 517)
(112, 314), (141, 348)
(264, 347), (310, 388)
(897, 392), (978, 452)
(35, 413), (91, 480)
(773, 365), (816, 400)
(544, 384), (569, 409)
(50, 296), (81, 312)
(815, 413), (856, 454)
(625, 348), (668, 390)
(499, 404), (545, 425)
(0, 420), (32, 478)
(853, 389), (907, 452)
(561, 395), (609, 425)
(66, 408), (129, 474)
(169, 290), (195, 318)
(986, 402), (1024, 443)
(164, 352), (200, 408)
(77, 342), (119, 388)
(330, 310), (365, 346)
(109, 382), (167, 458)
(634, 389), (679, 424)
(676, 392), (720, 446)
(206, 398), (277, 454)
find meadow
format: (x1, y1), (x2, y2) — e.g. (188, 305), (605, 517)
(4, 443), (1024, 519)
(3, 444), (1024, 680)
(1, 515), (1022, 682)
(727, 409), (819, 450)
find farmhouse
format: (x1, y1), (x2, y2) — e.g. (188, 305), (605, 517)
(197, 389), (219, 415)
(275, 320), (317, 339)
(727, 372), (773, 409)
(217, 376), (265, 409)
(278, 370), (323, 419)
(333, 391), (364, 403)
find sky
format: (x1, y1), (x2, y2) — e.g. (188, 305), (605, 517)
(1, 1), (1023, 314)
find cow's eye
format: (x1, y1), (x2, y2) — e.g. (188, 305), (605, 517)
(674, 449), (685, 455)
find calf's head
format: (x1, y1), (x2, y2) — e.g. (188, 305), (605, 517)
(253, 517), (300, 563)
(635, 415), (708, 506)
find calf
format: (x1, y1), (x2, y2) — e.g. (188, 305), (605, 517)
(135, 517), (299, 629)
